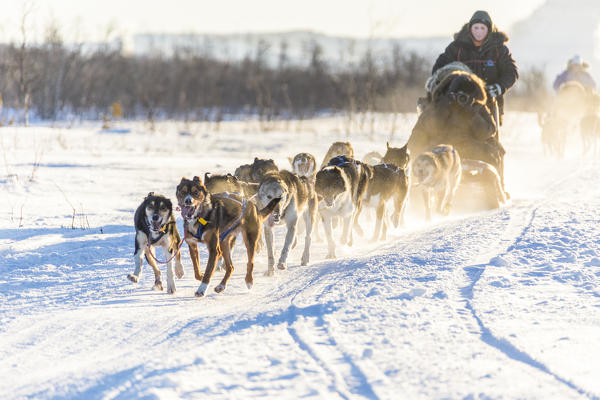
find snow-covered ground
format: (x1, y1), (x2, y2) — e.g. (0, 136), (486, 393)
(1, 114), (599, 399)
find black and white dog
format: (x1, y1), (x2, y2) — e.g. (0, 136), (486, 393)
(127, 192), (184, 293)
(315, 155), (371, 258)
(256, 170), (317, 275)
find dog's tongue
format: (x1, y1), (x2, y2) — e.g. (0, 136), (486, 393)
(181, 206), (194, 219)
(152, 220), (162, 230)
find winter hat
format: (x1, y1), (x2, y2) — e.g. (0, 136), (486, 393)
(568, 55), (589, 69)
(469, 10), (493, 31)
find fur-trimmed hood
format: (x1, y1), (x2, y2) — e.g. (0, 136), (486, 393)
(426, 61), (488, 105)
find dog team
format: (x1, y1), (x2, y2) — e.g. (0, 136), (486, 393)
(128, 140), (506, 297)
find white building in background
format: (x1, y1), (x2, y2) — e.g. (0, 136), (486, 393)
(509, 0), (600, 84)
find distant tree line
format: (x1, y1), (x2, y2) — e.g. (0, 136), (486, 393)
(0, 23), (548, 127)
(0, 28), (436, 125)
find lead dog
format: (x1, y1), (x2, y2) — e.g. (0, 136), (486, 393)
(412, 144), (462, 221)
(256, 170), (317, 275)
(127, 192), (184, 294)
(176, 176), (280, 297)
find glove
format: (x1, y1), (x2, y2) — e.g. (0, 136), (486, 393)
(486, 83), (503, 98)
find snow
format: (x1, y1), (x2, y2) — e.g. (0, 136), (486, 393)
(1, 114), (599, 399)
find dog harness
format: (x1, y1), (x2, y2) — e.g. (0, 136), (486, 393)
(146, 220), (171, 245)
(190, 193), (247, 242)
(328, 155), (359, 167)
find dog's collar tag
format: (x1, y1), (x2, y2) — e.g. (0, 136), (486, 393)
(197, 217), (208, 225)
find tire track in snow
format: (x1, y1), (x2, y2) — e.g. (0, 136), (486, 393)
(462, 161), (598, 399)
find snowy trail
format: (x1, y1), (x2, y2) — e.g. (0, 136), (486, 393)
(461, 160), (599, 399)
(1, 116), (599, 399)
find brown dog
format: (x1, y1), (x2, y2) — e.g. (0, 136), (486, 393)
(176, 176), (280, 297)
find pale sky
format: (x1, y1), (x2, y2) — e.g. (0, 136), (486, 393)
(0, 0), (546, 42)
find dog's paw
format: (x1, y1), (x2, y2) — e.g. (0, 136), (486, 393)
(300, 252), (310, 267)
(214, 284), (226, 294)
(195, 283), (208, 297)
(175, 264), (184, 279)
(127, 274), (139, 283)
(442, 204), (451, 216)
(215, 264), (226, 273)
(167, 286), (176, 295)
(264, 268), (275, 277)
(152, 281), (164, 291)
(246, 281), (253, 290)
(326, 252), (336, 260)
(277, 262), (287, 270)
(194, 272), (204, 281)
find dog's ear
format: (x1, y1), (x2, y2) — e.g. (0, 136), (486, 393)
(164, 197), (173, 212)
(254, 157), (259, 162)
(193, 176), (201, 183)
(179, 177), (186, 184)
(288, 156), (294, 166)
(204, 172), (211, 181)
(146, 192), (154, 199)
(387, 142), (390, 149)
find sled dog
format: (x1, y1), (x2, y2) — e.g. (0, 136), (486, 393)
(538, 112), (568, 158)
(204, 172), (258, 199)
(327, 155), (372, 236)
(581, 113), (600, 156)
(320, 141), (354, 169)
(176, 176), (279, 297)
(382, 142), (410, 169)
(234, 157), (278, 183)
(315, 156), (370, 258)
(460, 159), (507, 209)
(127, 192), (184, 294)
(289, 152), (317, 182)
(412, 144), (462, 221)
(364, 163), (410, 241)
(256, 170), (317, 275)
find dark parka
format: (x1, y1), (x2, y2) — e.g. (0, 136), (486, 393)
(432, 11), (518, 119)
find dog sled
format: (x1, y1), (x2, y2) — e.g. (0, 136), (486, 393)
(408, 62), (507, 210)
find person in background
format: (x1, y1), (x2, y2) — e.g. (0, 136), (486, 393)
(553, 55), (596, 92)
(432, 10), (519, 127)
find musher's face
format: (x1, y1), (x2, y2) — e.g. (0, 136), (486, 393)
(470, 23), (488, 42)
